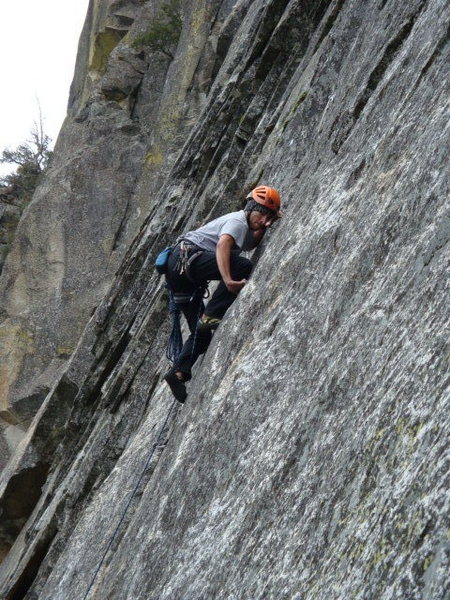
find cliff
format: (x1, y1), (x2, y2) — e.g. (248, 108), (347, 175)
(0, 0), (448, 598)
(0, 187), (22, 276)
(0, 0), (228, 463)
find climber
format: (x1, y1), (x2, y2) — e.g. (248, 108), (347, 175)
(163, 185), (282, 402)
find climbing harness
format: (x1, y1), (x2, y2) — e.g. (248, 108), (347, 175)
(82, 398), (178, 600)
(155, 240), (209, 365)
(175, 240), (204, 282)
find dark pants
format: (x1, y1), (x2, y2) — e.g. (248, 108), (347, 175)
(165, 244), (253, 377)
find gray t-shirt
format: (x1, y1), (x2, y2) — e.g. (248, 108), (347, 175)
(182, 210), (254, 253)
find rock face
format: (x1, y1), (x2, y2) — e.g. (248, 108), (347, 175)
(0, 0), (449, 598)
(0, 0), (226, 464)
(0, 187), (22, 277)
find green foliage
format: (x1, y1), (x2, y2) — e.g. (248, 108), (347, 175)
(133, 0), (182, 59)
(0, 117), (52, 204)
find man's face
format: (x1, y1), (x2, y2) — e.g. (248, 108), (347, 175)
(248, 210), (276, 231)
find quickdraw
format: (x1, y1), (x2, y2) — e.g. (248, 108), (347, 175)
(176, 240), (204, 282)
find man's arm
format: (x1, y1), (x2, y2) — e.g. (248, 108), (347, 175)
(216, 234), (247, 294)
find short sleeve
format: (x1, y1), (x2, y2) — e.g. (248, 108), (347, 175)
(219, 217), (248, 249)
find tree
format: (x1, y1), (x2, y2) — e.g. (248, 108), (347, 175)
(133, 0), (182, 60)
(0, 112), (53, 204)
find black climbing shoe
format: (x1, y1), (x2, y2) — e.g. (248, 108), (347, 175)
(164, 369), (187, 403)
(197, 315), (222, 332)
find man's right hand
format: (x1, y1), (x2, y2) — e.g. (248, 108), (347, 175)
(225, 278), (247, 294)
(216, 235), (248, 294)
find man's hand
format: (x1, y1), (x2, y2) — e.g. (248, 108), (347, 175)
(224, 278), (247, 294)
(216, 234), (248, 295)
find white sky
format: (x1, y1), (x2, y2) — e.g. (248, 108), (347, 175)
(0, 0), (90, 177)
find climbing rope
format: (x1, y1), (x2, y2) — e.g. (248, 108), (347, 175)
(82, 398), (178, 600)
(190, 288), (206, 362)
(166, 286), (183, 363)
(166, 283), (209, 365)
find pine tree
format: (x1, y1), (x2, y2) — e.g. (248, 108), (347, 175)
(0, 113), (53, 205)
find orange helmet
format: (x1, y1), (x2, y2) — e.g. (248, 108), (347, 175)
(249, 186), (282, 217)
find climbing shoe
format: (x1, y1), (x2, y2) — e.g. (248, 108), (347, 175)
(197, 315), (222, 332)
(164, 369), (187, 403)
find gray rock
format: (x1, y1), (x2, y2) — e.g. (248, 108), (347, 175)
(0, 0), (230, 463)
(0, 0), (448, 599)
(0, 187), (23, 276)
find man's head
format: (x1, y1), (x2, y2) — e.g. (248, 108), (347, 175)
(244, 185), (282, 230)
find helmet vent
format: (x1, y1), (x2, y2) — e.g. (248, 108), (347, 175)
(250, 185), (281, 215)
